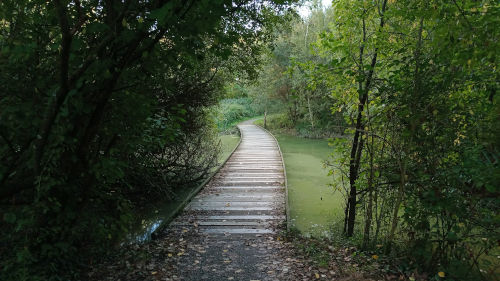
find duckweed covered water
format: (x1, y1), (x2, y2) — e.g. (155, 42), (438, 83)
(275, 134), (344, 237)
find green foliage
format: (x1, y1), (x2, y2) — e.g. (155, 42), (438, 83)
(0, 0), (293, 279)
(302, 0), (500, 279)
(251, 6), (346, 138)
(254, 113), (293, 130)
(215, 98), (260, 132)
(223, 82), (250, 99)
(259, 0), (499, 279)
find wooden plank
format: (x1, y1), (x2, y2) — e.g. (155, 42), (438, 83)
(201, 228), (274, 234)
(171, 221), (266, 227)
(193, 215), (285, 220)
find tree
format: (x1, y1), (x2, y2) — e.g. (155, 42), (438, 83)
(0, 1), (293, 279)
(312, 0), (499, 278)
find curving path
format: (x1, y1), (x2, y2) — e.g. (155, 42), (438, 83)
(161, 123), (288, 280)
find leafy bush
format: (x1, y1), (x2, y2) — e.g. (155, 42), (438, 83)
(215, 98), (260, 132)
(254, 113), (292, 130)
(0, 1), (290, 279)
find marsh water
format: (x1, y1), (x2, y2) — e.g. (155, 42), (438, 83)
(275, 134), (344, 237)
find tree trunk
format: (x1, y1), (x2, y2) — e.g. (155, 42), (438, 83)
(345, 0), (388, 238)
(386, 159), (405, 251)
(264, 110), (267, 129)
(307, 95), (314, 130)
(363, 135), (375, 248)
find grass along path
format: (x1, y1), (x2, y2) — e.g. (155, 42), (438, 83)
(218, 134), (241, 163)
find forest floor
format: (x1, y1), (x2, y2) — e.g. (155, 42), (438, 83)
(88, 226), (418, 281)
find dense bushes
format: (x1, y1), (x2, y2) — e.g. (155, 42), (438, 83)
(0, 1), (291, 279)
(252, 1), (499, 279)
(215, 98), (260, 132)
(318, 1), (499, 279)
(254, 113), (292, 130)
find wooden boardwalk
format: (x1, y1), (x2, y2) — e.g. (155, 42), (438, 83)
(94, 124), (293, 281)
(155, 124), (288, 280)
(168, 123), (286, 235)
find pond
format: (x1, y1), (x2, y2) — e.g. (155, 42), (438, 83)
(127, 134), (241, 243)
(275, 134), (344, 237)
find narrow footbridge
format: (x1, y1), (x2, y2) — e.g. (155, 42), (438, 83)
(160, 123), (287, 280)
(169, 123), (286, 234)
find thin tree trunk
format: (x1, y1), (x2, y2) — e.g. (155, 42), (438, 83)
(264, 110), (267, 129)
(343, 200), (349, 234)
(363, 135), (375, 248)
(346, 0), (387, 237)
(386, 159), (405, 249)
(307, 95), (314, 129)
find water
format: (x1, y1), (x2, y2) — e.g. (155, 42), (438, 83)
(275, 134), (344, 237)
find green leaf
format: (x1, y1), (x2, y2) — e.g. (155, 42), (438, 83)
(3, 212), (16, 224)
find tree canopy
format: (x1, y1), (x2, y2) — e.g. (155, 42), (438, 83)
(0, 1), (293, 279)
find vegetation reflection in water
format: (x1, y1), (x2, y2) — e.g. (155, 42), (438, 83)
(275, 134), (343, 238)
(129, 134), (241, 243)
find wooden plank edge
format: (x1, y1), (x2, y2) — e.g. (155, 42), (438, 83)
(254, 122), (290, 232)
